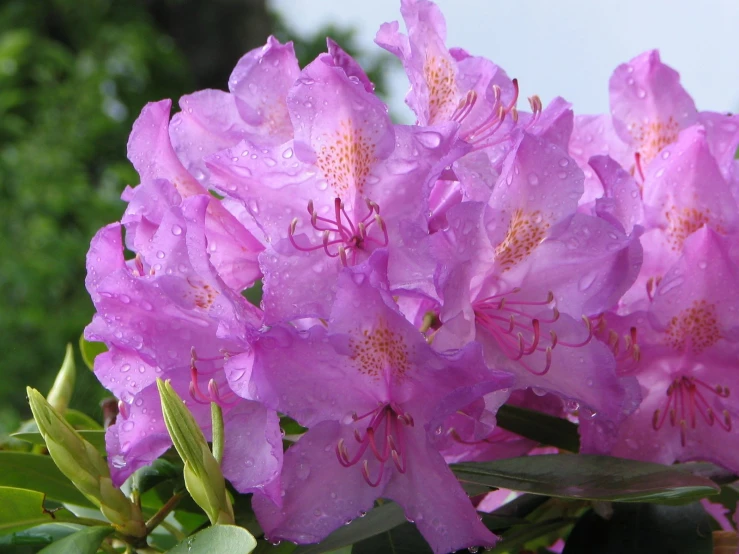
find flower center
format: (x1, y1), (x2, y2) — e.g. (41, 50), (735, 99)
(493, 208), (551, 271)
(188, 347), (239, 407)
(288, 197), (388, 266)
(336, 403), (414, 487)
(665, 300), (721, 354)
(473, 289), (593, 375)
(652, 375), (731, 446)
(628, 116), (679, 167)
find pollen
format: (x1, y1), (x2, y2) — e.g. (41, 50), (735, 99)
(628, 116), (679, 166)
(424, 55), (457, 124)
(665, 300), (721, 354)
(665, 206), (723, 252)
(186, 278), (219, 310)
(316, 120), (376, 198)
(494, 208), (550, 271)
(348, 319), (412, 380)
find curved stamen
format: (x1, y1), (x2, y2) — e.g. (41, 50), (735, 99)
(336, 404), (413, 485)
(288, 197), (387, 265)
(652, 375), (732, 446)
(473, 289), (565, 375)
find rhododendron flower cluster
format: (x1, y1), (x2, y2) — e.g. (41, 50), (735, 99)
(83, 0), (739, 552)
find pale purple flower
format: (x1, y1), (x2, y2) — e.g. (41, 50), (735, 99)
(242, 254), (512, 553)
(125, 100), (264, 291)
(582, 228), (739, 470)
(85, 196), (282, 499)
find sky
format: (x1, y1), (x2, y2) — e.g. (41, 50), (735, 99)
(271, 0), (739, 122)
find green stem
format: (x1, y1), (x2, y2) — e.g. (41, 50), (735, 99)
(160, 519), (186, 542)
(145, 492), (186, 535)
(211, 402), (224, 465)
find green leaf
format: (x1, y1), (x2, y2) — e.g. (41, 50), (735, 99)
(63, 410), (102, 431)
(495, 404), (580, 453)
(294, 502), (407, 554)
(452, 455), (719, 503)
(37, 525), (113, 554)
(0, 487), (59, 534)
(79, 336), (107, 371)
(487, 518), (575, 554)
(0, 452), (93, 507)
(351, 521), (432, 554)
(562, 503), (712, 554)
(11, 430), (106, 454)
(168, 524), (257, 554)
(0, 522), (80, 548)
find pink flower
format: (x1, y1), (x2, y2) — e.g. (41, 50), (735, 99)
(583, 227), (739, 470)
(206, 52), (462, 323)
(169, 36), (300, 188)
(85, 196), (282, 500)
(431, 132), (640, 423)
(570, 50), (739, 208)
(243, 254), (512, 553)
(125, 100), (264, 291)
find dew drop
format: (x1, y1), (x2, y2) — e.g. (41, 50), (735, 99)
(282, 147), (294, 159)
(416, 131), (442, 149)
(171, 224), (183, 236)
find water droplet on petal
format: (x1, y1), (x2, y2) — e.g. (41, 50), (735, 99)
(171, 224), (183, 236)
(416, 131), (442, 149)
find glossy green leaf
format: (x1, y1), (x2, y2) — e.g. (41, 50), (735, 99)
(11, 431), (106, 454)
(37, 525), (113, 554)
(453, 455), (719, 503)
(488, 518), (575, 554)
(63, 410), (102, 431)
(0, 452), (93, 507)
(0, 487), (58, 534)
(294, 502), (407, 554)
(562, 503), (712, 554)
(168, 524), (257, 554)
(0, 522), (80, 548)
(351, 521), (431, 554)
(495, 404), (580, 452)
(79, 336), (107, 371)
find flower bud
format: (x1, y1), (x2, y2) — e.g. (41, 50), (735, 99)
(156, 379), (234, 525)
(27, 387), (146, 538)
(45, 344), (76, 413)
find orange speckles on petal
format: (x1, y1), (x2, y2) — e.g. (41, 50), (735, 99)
(494, 209), (550, 271)
(424, 55), (457, 124)
(186, 278), (219, 310)
(348, 320), (412, 380)
(628, 116), (679, 165)
(316, 120), (376, 198)
(665, 206), (723, 252)
(259, 99), (291, 136)
(665, 300), (721, 354)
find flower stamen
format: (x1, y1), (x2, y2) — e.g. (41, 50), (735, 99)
(652, 375), (732, 446)
(335, 404), (414, 487)
(289, 197), (388, 266)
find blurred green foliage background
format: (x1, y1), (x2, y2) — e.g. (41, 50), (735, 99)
(0, 0), (391, 435)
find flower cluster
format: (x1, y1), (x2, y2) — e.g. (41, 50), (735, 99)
(84, 0), (739, 552)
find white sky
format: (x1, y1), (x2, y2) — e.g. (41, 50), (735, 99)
(271, 0), (739, 122)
